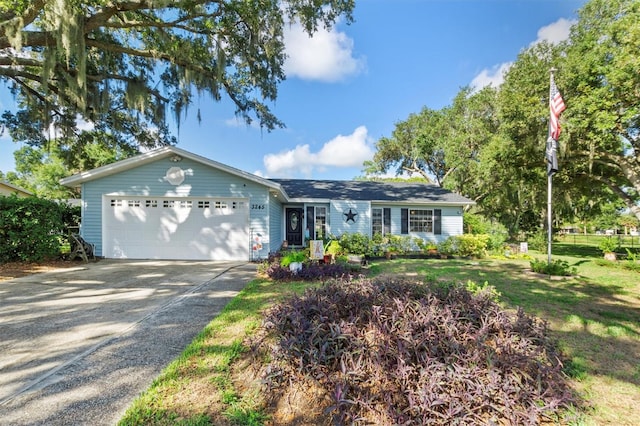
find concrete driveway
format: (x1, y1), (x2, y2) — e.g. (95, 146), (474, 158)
(0, 259), (256, 425)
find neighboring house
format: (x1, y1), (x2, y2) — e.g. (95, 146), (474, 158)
(0, 180), (32, 198)
(60, 146), (474, 261)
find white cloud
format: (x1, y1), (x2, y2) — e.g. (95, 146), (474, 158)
(284, 22), (365, 82)
(470, 18), (575, 91)
(531, 18), (575, 46)
(470, 62), (513, 90)
(263, 125), (374, 177)
(46, 115), (95, 138)
(224, 117), (259, 129)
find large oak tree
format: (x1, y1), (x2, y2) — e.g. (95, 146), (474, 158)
(0, 0), (354, 165)
(562, 0), (640, 220)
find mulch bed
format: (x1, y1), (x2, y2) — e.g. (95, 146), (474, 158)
(0, 259), (85, 282)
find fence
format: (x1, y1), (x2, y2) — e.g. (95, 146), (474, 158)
(557, 233), (639, 248)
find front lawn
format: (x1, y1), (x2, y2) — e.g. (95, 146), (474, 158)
(119, 248), (640, 425)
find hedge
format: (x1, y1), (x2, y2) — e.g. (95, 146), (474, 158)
(0, 195), (79, 262)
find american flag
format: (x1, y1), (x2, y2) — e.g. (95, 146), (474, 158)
(547, 73), (565, 175)
(549, 74), (566, 141)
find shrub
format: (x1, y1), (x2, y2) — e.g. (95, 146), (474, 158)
(297, 263), (351, 280)
(256, 277), (580, 425)
(530, 258), (577, 276)
(454, 234), (489, 257)
(435, 235), (488, 258)
(437, 237), (457, 256)
(598, 237), (619, 254)
(261, 256), (354, 281)
(387, 234), (413, 254)
(528, 231), (547, 251)
(0, 195), (68, 262)
(325, 240), (344, 257)
(338, 233), (370, 255)
(622, 249), (640, 272)
(464, 213), (508, 250)
(262, 263), (293, 280)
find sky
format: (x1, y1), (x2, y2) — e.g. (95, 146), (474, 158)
(0, 0), (587, 181)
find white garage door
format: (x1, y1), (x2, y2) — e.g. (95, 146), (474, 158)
(103, 197), (250, 260)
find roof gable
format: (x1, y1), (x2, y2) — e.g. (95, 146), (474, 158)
(0, 180), (33, 196)
(60, 146), (283, 193)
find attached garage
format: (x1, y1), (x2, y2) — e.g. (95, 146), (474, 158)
(102, 196), (250, 260)
(60, 147), (280, 261)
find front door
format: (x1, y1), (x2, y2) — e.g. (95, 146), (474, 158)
(285, 208), (304, 246)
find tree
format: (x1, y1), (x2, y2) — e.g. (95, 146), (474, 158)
(6, 142), (131, 198)
(593, 201), (625, 232)
(562, 0), (640, 220)
(618, 213), (640, 234)
(8, 145), (77, 199)
(0, 0), (355, 155)
(440, 86), (499, 198)
(365, 86), (498, 191)
(363, 107), (449, 184)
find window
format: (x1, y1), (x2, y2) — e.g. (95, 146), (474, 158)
(409, 209), (434, 233)
(306, 206), (328, 240)
(110, 199), (122, 207)
(401, 208), (441, 235)
(315, 207), (327, 240)
(146, 200), (158, 208)
(198, 200), (210, 209)
(372, 208), (391, 236)
(215, 201), (228, 209)
(163, 200), (175, 208)
(372, 208), (383, 235)
(127, 200), (141, 207)
(179, 200), (192, 209)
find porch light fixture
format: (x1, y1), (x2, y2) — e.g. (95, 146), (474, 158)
(170, 154), (182, 162)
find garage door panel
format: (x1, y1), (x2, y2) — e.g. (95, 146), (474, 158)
(103, 197), (249, 260)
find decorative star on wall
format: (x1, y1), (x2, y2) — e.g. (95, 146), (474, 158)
(344, 208), (358, 224)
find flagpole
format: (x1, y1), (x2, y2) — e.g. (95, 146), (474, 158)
(547, 165), (553, 265)
(547, 68), (556, 266)
(545, 67), (565, 266)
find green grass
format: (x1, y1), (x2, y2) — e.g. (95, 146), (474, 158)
(119, 246), (640, 426)
(118, 278), (314, 426)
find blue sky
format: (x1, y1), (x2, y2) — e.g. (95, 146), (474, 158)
(0, 0), (586, 181)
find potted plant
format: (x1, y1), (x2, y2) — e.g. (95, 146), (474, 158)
(325, 239), (343, 263)
(281, 250), (306, 273)
(425, 242), (438, 256)
(437, 237), (457, 259)
(599, 237), (619, 261)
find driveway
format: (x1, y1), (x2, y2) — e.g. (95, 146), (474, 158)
(0, 259), (256, 425)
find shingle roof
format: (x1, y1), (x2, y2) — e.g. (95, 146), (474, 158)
(269, 179), (474, 205)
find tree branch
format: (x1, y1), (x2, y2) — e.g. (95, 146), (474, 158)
(583, 173), (640, 220)
(85, 38), (213, 75)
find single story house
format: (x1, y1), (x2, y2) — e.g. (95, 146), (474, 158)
(0, 180), (32, 198)
(60, 146), (474, 261)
